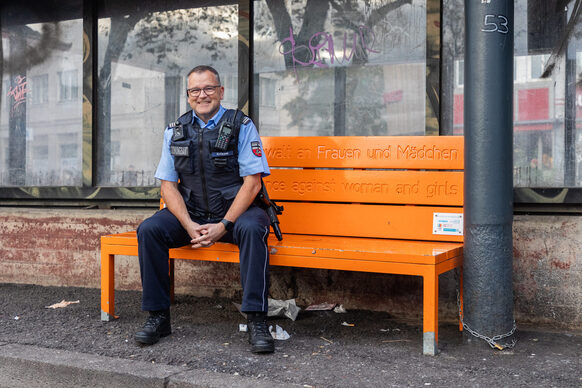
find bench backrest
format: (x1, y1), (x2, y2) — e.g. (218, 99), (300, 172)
(261, 136), (464, 243)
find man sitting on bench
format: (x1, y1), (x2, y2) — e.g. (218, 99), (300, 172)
(134, 65), (274, 354)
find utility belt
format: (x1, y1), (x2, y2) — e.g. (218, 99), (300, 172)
(186, 209), (223, 223)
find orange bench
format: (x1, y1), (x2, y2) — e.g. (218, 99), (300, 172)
(101, 136), (464, 355)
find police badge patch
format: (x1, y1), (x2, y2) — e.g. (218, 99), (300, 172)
(251, 141), (262, 157)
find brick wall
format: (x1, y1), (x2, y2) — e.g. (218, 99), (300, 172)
(0, 208), (580, 329)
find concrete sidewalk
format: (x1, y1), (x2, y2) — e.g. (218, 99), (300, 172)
(0, 343), (292, 387)
(1, 283), (581, 387)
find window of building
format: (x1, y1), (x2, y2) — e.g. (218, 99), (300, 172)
(57, 70), (79, 102)
(59, 142), (78, 186)
(30, 135), (50, 185)
(259, 77), (277, 108)
(33, 144), (49, 158)
(30, 74), (49, 105)
(60, 143), (77, 159)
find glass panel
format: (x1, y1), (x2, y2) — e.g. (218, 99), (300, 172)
(513, 0), (566, 187)
(440, 0), (464, 135)
(0, 3), (83, 186)
(97, 1), (239, 187)
(444, 0), (574, 188)
(253, 0), (426, 136)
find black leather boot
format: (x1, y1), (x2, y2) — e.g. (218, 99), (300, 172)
(134, 309), (171, 345)
(247, 312), (275, 353)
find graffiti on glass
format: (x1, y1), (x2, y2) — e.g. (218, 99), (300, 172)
(7, 76), (29, 112)
(279, 25), (380, 79)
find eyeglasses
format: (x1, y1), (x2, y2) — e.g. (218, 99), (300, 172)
(186, 85), (221, 97)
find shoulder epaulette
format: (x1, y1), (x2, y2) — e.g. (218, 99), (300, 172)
(175, 110), (193, 126)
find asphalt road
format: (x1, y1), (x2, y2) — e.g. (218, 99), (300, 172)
(1, 283), (581, 387)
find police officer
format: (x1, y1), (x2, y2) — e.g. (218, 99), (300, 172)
(135, 65), (274, 353)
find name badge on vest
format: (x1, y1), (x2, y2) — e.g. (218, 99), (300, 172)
(170, 146), (189, 156)
(211, 150), (234, 158)
(212, 150), (234, 167)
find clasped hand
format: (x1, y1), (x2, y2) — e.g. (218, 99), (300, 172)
(190, 222), (226, 248)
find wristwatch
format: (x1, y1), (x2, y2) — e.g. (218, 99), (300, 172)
(220, 218), (234, 232)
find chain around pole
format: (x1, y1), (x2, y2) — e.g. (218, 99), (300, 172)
(456, 285), (517, 350)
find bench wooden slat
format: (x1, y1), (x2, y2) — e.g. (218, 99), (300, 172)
(275, 202), (463, 242)
(262, 136), (463, 169)
(269, 252), (462, 277)
(268, 234), (463, 262)
(265, 169), (463, 206)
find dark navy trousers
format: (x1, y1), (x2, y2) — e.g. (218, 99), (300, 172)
(137, 206), (270, 313)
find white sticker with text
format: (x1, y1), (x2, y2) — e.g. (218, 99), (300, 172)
(433, 213), (463, 236)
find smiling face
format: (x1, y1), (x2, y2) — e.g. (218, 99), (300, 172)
(187, 70), (224, 124)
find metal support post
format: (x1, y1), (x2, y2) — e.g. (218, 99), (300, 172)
(463, 0), (516, 349)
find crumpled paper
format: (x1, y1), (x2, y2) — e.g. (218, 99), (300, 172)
(269, 324), (291, 340)
(233, 298), (301, 321)
(333, 304), (347, 313)
(267, 298), (301, 321)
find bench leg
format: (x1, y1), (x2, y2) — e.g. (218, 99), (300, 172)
(423, 271), (438, 355)
(100, 247), (116, 321)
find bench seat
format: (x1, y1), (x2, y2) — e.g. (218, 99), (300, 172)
(102, 231), (462, 267)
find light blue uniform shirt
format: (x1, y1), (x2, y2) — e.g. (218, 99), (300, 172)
(155, 106), (270, 182)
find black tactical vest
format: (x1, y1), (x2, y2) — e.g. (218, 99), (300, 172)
(169, 109), (246, 221)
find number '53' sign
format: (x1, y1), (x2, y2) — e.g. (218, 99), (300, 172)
(481, 14), (509, 34)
